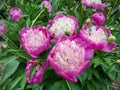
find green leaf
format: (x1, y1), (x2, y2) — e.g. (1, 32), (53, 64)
(10, 76), (22, 90)
(8, 49), (30, 60)
(50, 80), (68, 90)
(0, 55), (17, 63)
(67, 81), (81, 90)
(19, 73), (26, 90)
(1, 59), (20, 81)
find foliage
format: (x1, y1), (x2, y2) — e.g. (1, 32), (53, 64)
(0, 0), (120, 90)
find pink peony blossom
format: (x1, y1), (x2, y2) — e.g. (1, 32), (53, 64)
(41, 0), (52, 13)
(79, 24), (115, 52)
(25, 59), (44, 84)
(81, 0), (106, 9)
(9, 7), (23, 22)
(74, 37), (94, 59)
(92, 12), (106, 25)
(20, 26), (50, 58)
(0, 22), (6, 36)
(47, 35), (90, 82)
(47, 14), (78, 42)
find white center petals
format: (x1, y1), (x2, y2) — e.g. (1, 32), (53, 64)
(23, 29), (46, 51)
(84, 26), (107, 43)
(86, 0), (102, 4)
(49, 17), (75, 37)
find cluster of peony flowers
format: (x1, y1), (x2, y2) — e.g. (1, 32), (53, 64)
(6, 0), (115, 84)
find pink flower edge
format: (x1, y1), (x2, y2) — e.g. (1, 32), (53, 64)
(47, 35), (90, 82)
(20, 26), (50, 58)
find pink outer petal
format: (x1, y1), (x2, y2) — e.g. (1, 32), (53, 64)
(26, 59), (46, 84)
(81, 0), (106, 9)
(20, 26), (50, 58)
(101, 42), (116, 52)
(85, 47), (94, 59)
(47, 35), (90, 82)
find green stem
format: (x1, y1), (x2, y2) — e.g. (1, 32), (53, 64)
(30, 9), (45, 27)
(65, 80), (72, 90)
(2, 34), (18, 48)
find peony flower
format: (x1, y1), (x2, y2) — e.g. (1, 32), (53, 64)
(47, 35), (90, 82)
(41, 0), (52, 13)
(20, 26), (50, 58)
(74, 37), (94, 59)
(48, 14), (78, 42)
(9, 7), (23, 22)
(0, 22), (6, 36)
(25, 59), (44, 84)
(92, 12), (106, 25)
(81, 0), (106, 9)
(79, 24), (115, 52)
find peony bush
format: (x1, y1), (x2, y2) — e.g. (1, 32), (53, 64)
(0, 0), (120, 90)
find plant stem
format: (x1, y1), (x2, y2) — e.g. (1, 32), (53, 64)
(2, 34), (18, 48)
(65, 80), (72, 90)
(30, 9), (45, 27)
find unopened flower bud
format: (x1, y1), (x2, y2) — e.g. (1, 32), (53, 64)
(9, 7), (23, 22)
(0, 44), (7, 49)
(110, 27), (114, 30)
(92, 9), (96, 13)
(86, 18), (92, 24)
(92, 12), (106, 25)
(41, 1), (52, 13)
(107, 36), (116, 42)
(0, 22), (6, 36)
(116, 60), (120, 64)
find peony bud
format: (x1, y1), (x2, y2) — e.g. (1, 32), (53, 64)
(0, 22), (6, 36)
(116, 60), (120, 64)
(86, 18), (92, 24)
(107, 35), (116, 42)
(9, 7), (23, 22)
(92, 12), (106, 25)
(41, 0), (52, 13)
(110, 27), (114, 30)
(26, 59), (44, 84)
